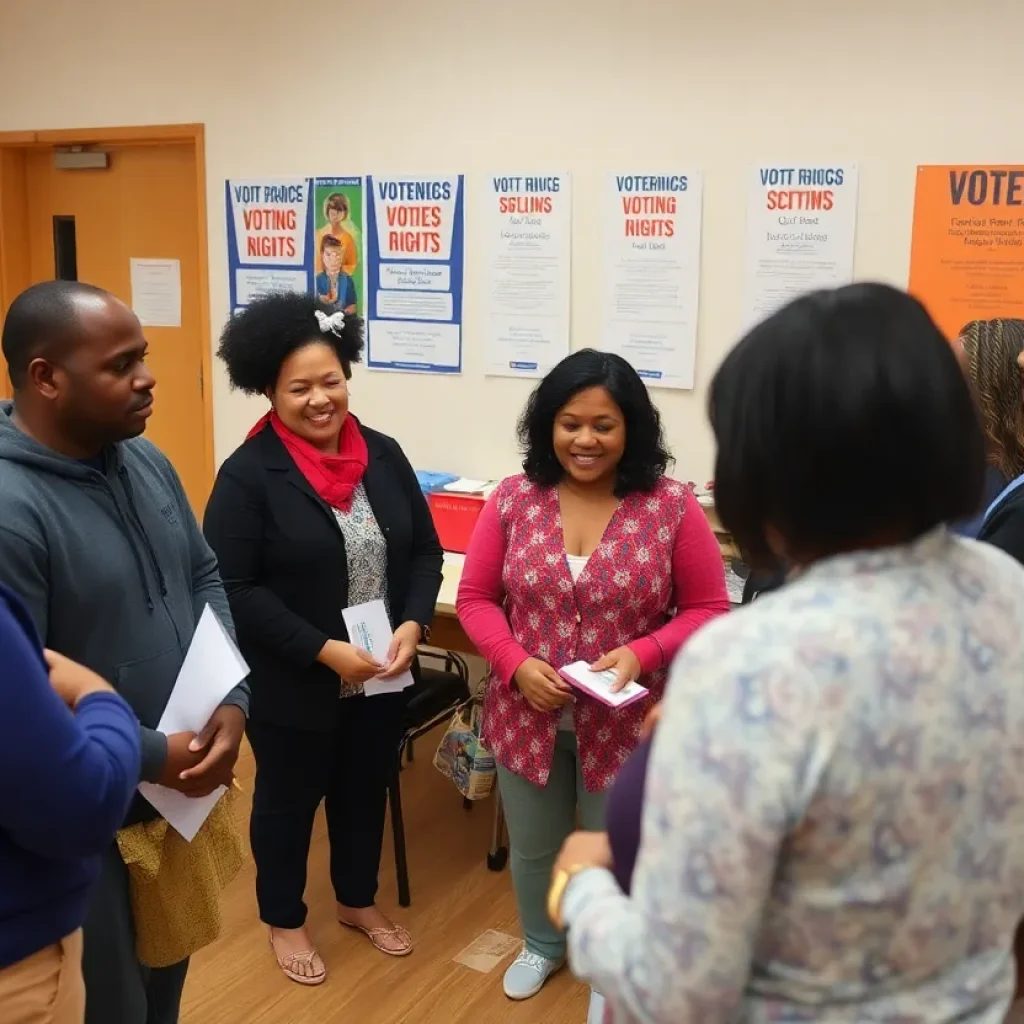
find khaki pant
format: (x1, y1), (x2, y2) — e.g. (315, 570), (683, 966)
(0, 930), (85, 1024)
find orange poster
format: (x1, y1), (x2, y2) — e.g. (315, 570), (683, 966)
(908, 165), (1024, 341)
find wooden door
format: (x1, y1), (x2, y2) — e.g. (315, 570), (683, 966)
(0, 142), (32, 402)
(18, 140), (210, 508)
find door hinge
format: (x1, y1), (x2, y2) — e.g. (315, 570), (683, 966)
(198, 364), (204, 397)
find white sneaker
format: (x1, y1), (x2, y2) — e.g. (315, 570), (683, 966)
(502, 948), (565, 1000)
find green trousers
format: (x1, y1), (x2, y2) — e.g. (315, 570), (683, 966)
(496, 730), (608, 960)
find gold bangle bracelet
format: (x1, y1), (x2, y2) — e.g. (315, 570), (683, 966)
(546, 863), (591, 930)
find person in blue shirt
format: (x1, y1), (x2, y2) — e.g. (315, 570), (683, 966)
(0, 582), (141, 1024)
(314, 234), (357, 315)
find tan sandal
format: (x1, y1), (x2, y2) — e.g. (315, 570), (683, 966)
(269, 929), (327, 985)
(338, 916), (413, 957)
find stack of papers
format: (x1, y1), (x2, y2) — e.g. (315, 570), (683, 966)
(443, 478), (496, 497)
(558, 661), (649, 710)
(137, 605), (249, 842)
(342, 599), (415, 696)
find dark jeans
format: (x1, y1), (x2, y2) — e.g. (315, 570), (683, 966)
(83, 845), (189, 1024)
(247, 692), (405, 929)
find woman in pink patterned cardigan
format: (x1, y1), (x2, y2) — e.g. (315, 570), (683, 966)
(456, 350), (728, 1004)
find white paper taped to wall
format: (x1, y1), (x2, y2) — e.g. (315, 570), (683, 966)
(130, 257), (182, 328)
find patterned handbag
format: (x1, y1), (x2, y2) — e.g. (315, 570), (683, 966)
(433, 698), (496, 801)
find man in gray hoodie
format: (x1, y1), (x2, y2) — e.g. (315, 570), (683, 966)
(0, 280), (249, 1024)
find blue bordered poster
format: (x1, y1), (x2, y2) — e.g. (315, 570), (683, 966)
(225, 178), (313, 314)
(226, 177), (367, 319)
(365, 175), (465, 374)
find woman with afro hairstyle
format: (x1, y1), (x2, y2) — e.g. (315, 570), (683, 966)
(203, 294), (442, 985)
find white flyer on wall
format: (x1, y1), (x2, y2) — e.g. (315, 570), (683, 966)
(741, 164), (858, 331)
(129, 258), (181, 328)
(602, 172), (702, 390)
(484, 173), (571, 378)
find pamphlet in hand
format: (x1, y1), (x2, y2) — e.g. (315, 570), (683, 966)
(342, 599), (415, 697)
(138, 604), (250, 842)
(558, 661), (649, 710)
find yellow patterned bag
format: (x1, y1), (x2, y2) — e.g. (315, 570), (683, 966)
(115, 790), (245, 968)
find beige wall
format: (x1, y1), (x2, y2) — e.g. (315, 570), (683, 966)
(2, 0), (1022, 482)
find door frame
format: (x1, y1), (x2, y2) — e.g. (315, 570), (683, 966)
(0, 123), (215, 495)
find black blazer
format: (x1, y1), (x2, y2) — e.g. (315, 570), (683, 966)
(978, 481), (1024, 567)
(203, 422), (443, 732)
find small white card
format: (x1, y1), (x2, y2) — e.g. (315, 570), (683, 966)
(559, 661), (649, 709)
(341, 599), (415, 696)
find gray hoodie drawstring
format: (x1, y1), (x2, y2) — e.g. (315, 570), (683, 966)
(117, 466), (169, 606)
(108, 495), (156, 610)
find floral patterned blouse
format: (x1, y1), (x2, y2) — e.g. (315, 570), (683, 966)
(564, 530), (1024, 1023)
(332, 482), (389, 698)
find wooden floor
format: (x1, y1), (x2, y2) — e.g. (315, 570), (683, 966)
(181, 731), (589, 1024)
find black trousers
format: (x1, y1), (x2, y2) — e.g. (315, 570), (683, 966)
(247, 692), (405, 929)
(83, 845), (189, 1024)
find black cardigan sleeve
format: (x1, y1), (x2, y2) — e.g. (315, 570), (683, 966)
(203, 464), (331, 668)
(387, 437), (444, 629)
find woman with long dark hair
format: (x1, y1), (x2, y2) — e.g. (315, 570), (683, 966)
(958, 318), (1024, 557)
(457, 349), (728, 1003)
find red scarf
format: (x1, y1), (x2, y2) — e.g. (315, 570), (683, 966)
(248, 410), (368, 512)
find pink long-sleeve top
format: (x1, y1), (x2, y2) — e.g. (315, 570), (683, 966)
(456, 474), (729, 791)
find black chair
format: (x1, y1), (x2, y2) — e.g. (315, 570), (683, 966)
(387, 648), (471, 907)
